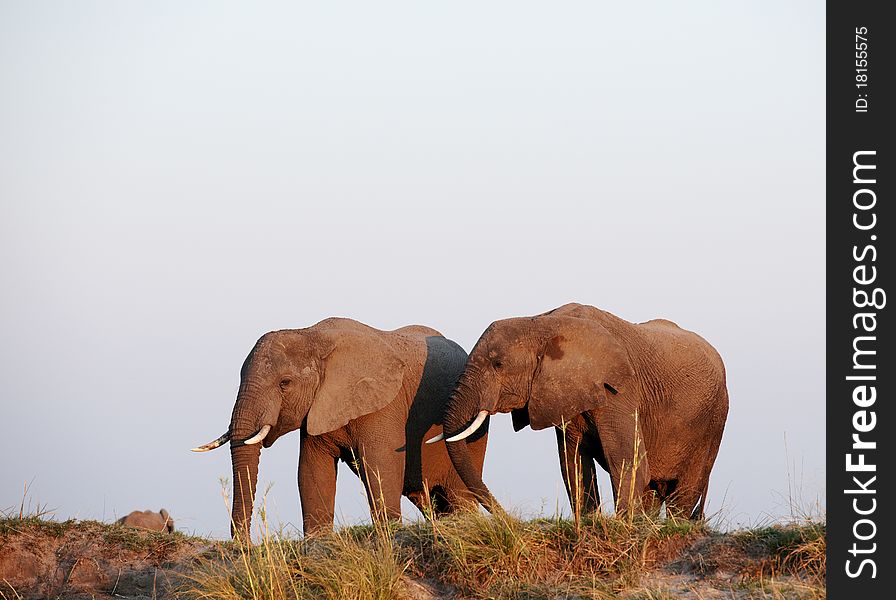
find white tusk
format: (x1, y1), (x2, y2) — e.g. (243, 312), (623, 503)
(446, 410), (489, 443)
(242, 425), (271, 446)
(425, 433), (445, 445)
(191, 432), (231, 452)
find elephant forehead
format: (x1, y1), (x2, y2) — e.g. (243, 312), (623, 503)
(483, 334), (526, 356)
(250, 337), (281, 368)
(254, 337), (311, 371)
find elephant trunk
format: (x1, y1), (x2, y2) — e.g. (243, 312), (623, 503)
(227, 383), (273, 539)
(443, 365), (500, 512)
(230, 442), (261, 539)
(446, 436), (499, 512)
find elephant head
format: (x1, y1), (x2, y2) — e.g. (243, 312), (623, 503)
(117, 508), (175, 533)
(160, 508), (175, 533)
(434, 315), (635, 509)
(192, 325), (406, 538)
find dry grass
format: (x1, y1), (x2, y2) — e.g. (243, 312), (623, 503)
(174, 507), (827, 600)
(404, 508), (705, 599)
(733, 520), (826, 585)
(176, 504), (708, 600)
(178, 474), (409, 600)
(178, 518), (408, 600)
(785, 523), (825, 584)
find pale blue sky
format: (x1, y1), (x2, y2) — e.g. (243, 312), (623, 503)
(1, 1), (824, 537)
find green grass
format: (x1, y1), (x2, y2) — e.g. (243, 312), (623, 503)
(0, 513), (205, 565)
(0, 494), (68, 540)
(0, 515), (75, 539)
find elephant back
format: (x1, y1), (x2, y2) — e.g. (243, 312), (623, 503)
(392, 324), (443, 338)
(417, 336), (468, 406)
(637, 319), (726, 380)
(403, 335), (481, 495)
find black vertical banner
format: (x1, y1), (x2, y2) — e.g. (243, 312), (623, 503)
(827, 1), (894, 596)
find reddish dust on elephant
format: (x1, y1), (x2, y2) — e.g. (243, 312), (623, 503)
(437, 302), (729, 520)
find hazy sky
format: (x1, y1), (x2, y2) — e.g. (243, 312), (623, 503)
(1, 2), (824, 538)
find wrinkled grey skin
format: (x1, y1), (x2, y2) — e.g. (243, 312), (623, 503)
(198, 318), (488, 539)
(442, 303), (728, 520)
(117, 509), (174, 533)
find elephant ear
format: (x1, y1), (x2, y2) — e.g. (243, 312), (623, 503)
(306, 330), (406, 436)
(528, 317), (635, 431)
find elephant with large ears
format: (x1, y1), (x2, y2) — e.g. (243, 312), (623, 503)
(431, 303), (728, 520)
(193, 318), (488, 538)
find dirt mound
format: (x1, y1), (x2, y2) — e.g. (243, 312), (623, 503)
(0, 518), (207, 599)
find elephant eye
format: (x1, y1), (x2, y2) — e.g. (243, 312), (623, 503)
(279, 378), (292, 389)
(493, 360), (503, 369)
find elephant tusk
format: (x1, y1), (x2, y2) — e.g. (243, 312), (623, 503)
(191, 432), (231, 452)
(425, 432), (445, 444)
(241, 425), (271, 446)
(446, 410), (489, 443)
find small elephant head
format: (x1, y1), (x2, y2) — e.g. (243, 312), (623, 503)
(118, 508), (175, 533)
(439, 310), (634, 507)
(160, 508), (175, 533)
(192, 320), (406, 538)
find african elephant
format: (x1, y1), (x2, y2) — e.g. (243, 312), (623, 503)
(117, 509), (175, 533)
(431, 303), (728, 520)
(192, 318), (489, 538)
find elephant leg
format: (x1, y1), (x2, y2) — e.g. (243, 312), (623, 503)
(666, 447), (717, 520)
(405, 490), (429, 515)
(299, 435), (338, 535)
(428, 486), (455, 516)
(665, 478), (703, 520)
(406, 485), (453, 517)
(588, 408), (651, 516)
(555, 422), (600, 517)
(355, 443), (404, 524)
(666, 418), (728, 521)
(642, 480), (671, 517)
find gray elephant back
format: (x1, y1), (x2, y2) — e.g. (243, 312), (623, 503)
(420, 336), (468, 398)
(402, 336), (485, 494)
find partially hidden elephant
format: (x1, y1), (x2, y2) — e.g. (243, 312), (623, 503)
(193, 318), (489, 537)
(117, 508), (175, 533)
(431, 303), (728, 520)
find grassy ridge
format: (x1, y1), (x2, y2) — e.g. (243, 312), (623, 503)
(178, 510), (825, 600)
(0, 498), (825, 600)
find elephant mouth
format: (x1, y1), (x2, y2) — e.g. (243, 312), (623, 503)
(236, 425), (271, 447)
(497, 389), (528, 413)
(192, 425), (271, 452)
